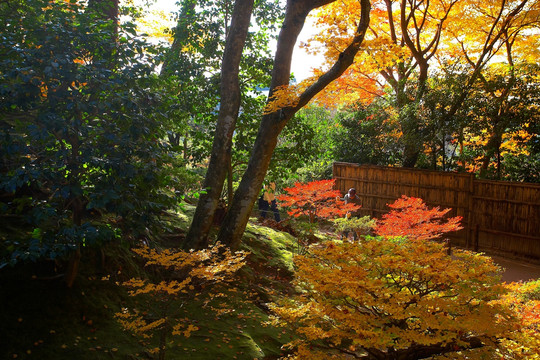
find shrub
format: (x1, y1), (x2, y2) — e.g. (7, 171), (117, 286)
(0, 0), (187, 271)
(277, 179), (360, 223)
(375, 195), (463, 241)
(270, 237), (510, 359)
(332, 216), (375, 238)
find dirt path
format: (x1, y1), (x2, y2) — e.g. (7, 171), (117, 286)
(490, 255), (540, 283)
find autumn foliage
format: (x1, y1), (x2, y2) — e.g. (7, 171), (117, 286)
(270, 237), (511, 359)
(277, 179), (360, 223)
(116, 243), (247, 359)
(268, 195), (540, 359)
(496, 280), (540, 358)
(375, 195), (463, 240)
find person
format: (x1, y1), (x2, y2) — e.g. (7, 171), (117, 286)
(336, 188), (362, 241)
(258, 193), (269, 218)
(259, 182), (281, 222)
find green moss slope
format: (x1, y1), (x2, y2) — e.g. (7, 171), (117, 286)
(0, 205), (298, 360)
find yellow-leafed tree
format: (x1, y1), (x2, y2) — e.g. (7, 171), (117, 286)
(270, 238), (515, 359)
(306, 0), (540, 168)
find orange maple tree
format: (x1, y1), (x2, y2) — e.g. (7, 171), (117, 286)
(375, 195), (463, 240)
(304, 0), (461, 108)
(277, 179), (360, 223)
(303, 0), (540, 170)
(268, 194), (540, 359)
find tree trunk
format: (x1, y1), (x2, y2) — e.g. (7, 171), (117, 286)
(402, 141), (420, 168)
(64, 247), (81, 288)
(441, 136), (446, 171)
(218, 113), (287, 248)
(183, 131), (188, 160)
(65, 132), (83, 288)
(479, 131), (502, 178)
(184, 0), (254, 250)
(227, 158), (234, 208)
(168, 132), (181, 147)
(218, 0), (371, 250)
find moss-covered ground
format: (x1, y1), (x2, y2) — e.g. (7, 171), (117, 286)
(0, 205), (301, 360)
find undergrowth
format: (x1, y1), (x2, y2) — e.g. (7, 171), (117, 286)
(0, 205), (298, 359)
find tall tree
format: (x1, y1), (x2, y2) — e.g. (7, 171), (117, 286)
(441, 0), (537, 115)
(217, 0), (371, 250)
(309, 0), (459, 166)
(162, 0), (280, 206)
(309, 0), (539, 168)
(184, 0), (255, 249)
(443, 0), (540, 177)
(0, 0), (180, 284)
(185, 0), (371, 249)
(460, 63), (540, 179)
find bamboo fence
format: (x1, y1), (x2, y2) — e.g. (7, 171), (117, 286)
(333, 162), (540, 260)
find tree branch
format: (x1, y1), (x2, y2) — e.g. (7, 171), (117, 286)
(289, 0), (371, 114)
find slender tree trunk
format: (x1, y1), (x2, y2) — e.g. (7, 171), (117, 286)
(460, 138), (465, 170)
(184, 0), (254, 250)
(218, 0), (371, 250)
(479, 131), (502, 178)
(497, 146), (501, 179)
(402, 147), (419, 167)
(227, 158), (234, 208)
(183, 132), (188, 160)
(442, 136), (446, 171)
(64, 0), (120, 287)
(167, 133), (180, 147)
(65, 128), (83, 288)
(431, 144), (437, 170)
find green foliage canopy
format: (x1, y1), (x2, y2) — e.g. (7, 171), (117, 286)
(0, 0), (184, 265)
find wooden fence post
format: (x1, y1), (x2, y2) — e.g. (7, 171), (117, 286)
(474, 224), (480, 252)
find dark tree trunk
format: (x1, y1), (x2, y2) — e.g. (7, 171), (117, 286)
(184, 0), (255, 250)
(218, 112), (287, 248)
(183, 132), (188, 160)
(227, 158), (234, 208)
(402, 137), (421, 168)
(65, 126), (83, 288)
(395, 0), (457, 168)
(168, 132), (181, 147)
(479, 131), (502, 178)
